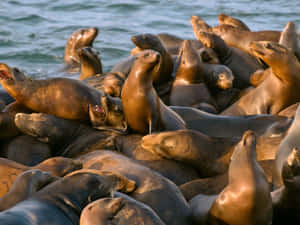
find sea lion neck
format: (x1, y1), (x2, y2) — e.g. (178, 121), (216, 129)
(175, 40), (204, 83)
(228, 131), (258, 184)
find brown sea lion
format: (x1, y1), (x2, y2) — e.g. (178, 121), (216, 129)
(78, 47), (102, 80)
(222, 41), (300, 115)
(274, 105), (300, 188)
(14, 113), (119, 158)
(170, 106), (291, 138)
(0, 172), (119, 225)
(212, 24), (280, 54)
(83, 72), (125, 97)
(170, 40), (217, 111)
(121, 50), (185, 134)
(64, 27), (98, 70)
(142, 129), (238, 177)
(0, 157), (81, 198)
(77, 150), (190, 225)
(189, 131), (272, 225)
(131, 33), (173, 85)
(1, 135), (52, 166)
(0, 169), (56, 212)
(0, 63), (124, 127)
(218, 13), (251, 31)
(194, 31), (262, 88)
(279, 21), (300, 61)
(80, 193), (166, 225)
(272, 147), (300, 225)
(115, 134), (200, 185)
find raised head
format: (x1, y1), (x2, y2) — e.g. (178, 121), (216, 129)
(64, 27), (99, 65)
(78, 47), (102, 79)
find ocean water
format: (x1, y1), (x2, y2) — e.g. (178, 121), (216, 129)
(0, 0), (300, 79)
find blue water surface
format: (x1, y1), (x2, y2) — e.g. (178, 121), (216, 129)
(0, 0), (299, 78)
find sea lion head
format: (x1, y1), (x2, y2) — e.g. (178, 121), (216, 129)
(190, 15), (212, 33)
(80, 197), (126, 225)
(64, 27), (99, 65)
(250, 41), (295, 69)
(65, 169), (136, 193)
(218, 13), (250, 31)
(215, 66), (234, 90)
(230, 130), (257, 165)
(0, 63), (27, 84)
(282, 148), (300, 189)
(78, 47), (102, 80)
(133, 50), (161, 78)
(131, 33), (164, 52)
(89, 95), (127, 133)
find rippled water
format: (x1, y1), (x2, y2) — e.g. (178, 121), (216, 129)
(0, 0), (300, 79)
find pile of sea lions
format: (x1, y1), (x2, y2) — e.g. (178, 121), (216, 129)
(1, 13), (300, 225)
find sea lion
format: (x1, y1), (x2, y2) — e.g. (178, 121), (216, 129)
(80, 193), (166, 225)
(249, 68), (270, 87)
(64, 27), (99, 70)
(194, 31), (262, 89)
(78, 150), (190, 225)
(0, 63), (124, 126)
(0, 172), (119, 225)
(211, 24), (280, 54)
(1, 135), (52, 166)
(78, 47), (102, 80)
(170, 40), (217, 111)
(0, 169), (56, 212)
(279, 21), (300, 61)
(189, 131), (272, 225)
(115, 134), (200, 185)
(121, 50), (186, 134)
(14, 113), (119, 157)
(142, 129), (237, 177)
(272, 147), (300, 225)
(274, 105), (300, 188)
(83, 72), (125, 97)
(218, 13), (251, 31)
(222, 41), (300, 115)
(0, 157), (82, 197)
(170, 106), (291, 138)
(131, 33), (173, 85)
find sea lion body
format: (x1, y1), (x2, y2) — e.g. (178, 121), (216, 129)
(0, 172), (116, 225)
(189, 131), (272, 225)
(171, 106), (290, 137)
(0, 157), (81, 198)
(222, 41), (300, 116)
(121, 50), (185, 134)
(0, 63), (124, 123)
(77, 150), (190, 225)
(194, 31), (262, 89)
(0, 170), (56, 212)
(170, 40), (217, 110)
(80, 193), (166, 225)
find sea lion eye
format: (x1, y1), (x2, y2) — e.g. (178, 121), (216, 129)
(219, 74), (226, 80)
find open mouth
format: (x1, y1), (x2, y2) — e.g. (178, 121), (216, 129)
(94, 105), (106, 119)
(0, 70), (12, 80)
